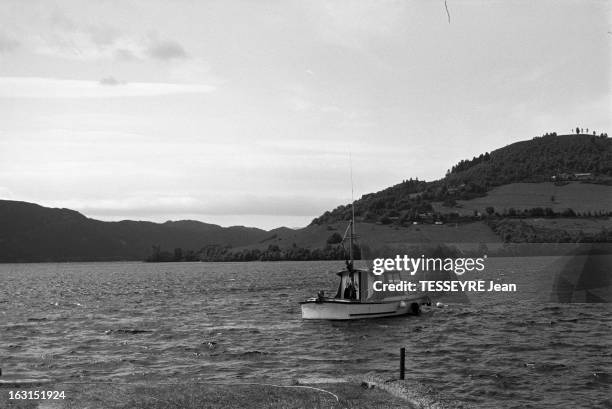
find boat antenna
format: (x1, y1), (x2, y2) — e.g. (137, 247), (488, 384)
(349, 153), (355, 264)
(341, 153), (357, 270)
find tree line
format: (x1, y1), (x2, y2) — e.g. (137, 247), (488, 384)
(146, 242), (361, 263)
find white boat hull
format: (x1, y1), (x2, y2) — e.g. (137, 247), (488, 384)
(301, 296), (429, 320)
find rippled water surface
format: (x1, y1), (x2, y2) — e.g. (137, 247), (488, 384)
(1, 258), (610, 408)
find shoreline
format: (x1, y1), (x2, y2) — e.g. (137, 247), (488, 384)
(0, 378), (432, 409)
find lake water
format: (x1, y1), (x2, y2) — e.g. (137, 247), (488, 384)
(1, 258), (610, 408)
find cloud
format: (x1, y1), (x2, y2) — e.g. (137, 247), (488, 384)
(146, 38), (188, 60)
(49, 8), (77, 31)
(33, 20), (124, 60)
(27, 9), (187, 62)
(114, 48), (138, 61)
(49, 194), (336, 217)
(0, 77), (215, 98)
(48, 9), (117, 47)
(87, 24), (119, 47)
(168, 58), (217, 82)
(0, 30), (19, 53)
(0, 186), (15, 199)
(99, 76), (124, 86)
(289, 95), (313, 112)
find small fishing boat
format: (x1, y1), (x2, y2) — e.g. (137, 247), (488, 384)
(300, 219), (431, 320)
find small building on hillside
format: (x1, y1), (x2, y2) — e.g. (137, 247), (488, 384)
(574, 173), (592, 180)
(552, 172), (593, 181)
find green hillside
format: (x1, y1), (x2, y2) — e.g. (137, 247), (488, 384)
(233, 222), (500, 251)
(432, 182), (612, 216)
(312, 134), (611, 226)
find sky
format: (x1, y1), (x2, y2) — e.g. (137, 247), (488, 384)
(0, 0), (610, 229)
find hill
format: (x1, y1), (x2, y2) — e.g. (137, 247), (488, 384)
(0, 200), (270, 262)
(312, 134), (611, 226)
(446, 133), (611, 186)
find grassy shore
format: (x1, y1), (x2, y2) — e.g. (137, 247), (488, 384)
(1, 381), (415, 409)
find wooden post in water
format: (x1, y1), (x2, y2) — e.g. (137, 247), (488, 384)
(399, 347), (405, 380)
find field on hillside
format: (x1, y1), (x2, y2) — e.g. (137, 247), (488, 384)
(231, 182), (611, 255)
(355, 221), (501, 247)
(234, 221), (502, 253)
(521, 217), (612, 233)
(433, 182), (612, 216)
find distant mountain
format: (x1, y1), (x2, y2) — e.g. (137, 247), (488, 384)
(312, 133), (611, 225)
(0, 200), (270, 262)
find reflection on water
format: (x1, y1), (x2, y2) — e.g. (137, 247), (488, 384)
(0, 258), (610, 408)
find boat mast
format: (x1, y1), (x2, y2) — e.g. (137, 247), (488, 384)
(349, 153), (355, 264)
(349, 153), (364, 303)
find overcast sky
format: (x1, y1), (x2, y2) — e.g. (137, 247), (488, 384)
(0, 0), (610, 229)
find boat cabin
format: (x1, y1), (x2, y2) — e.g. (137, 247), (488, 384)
(334, 264), (417, 303)
(335, 268), (362, 301)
